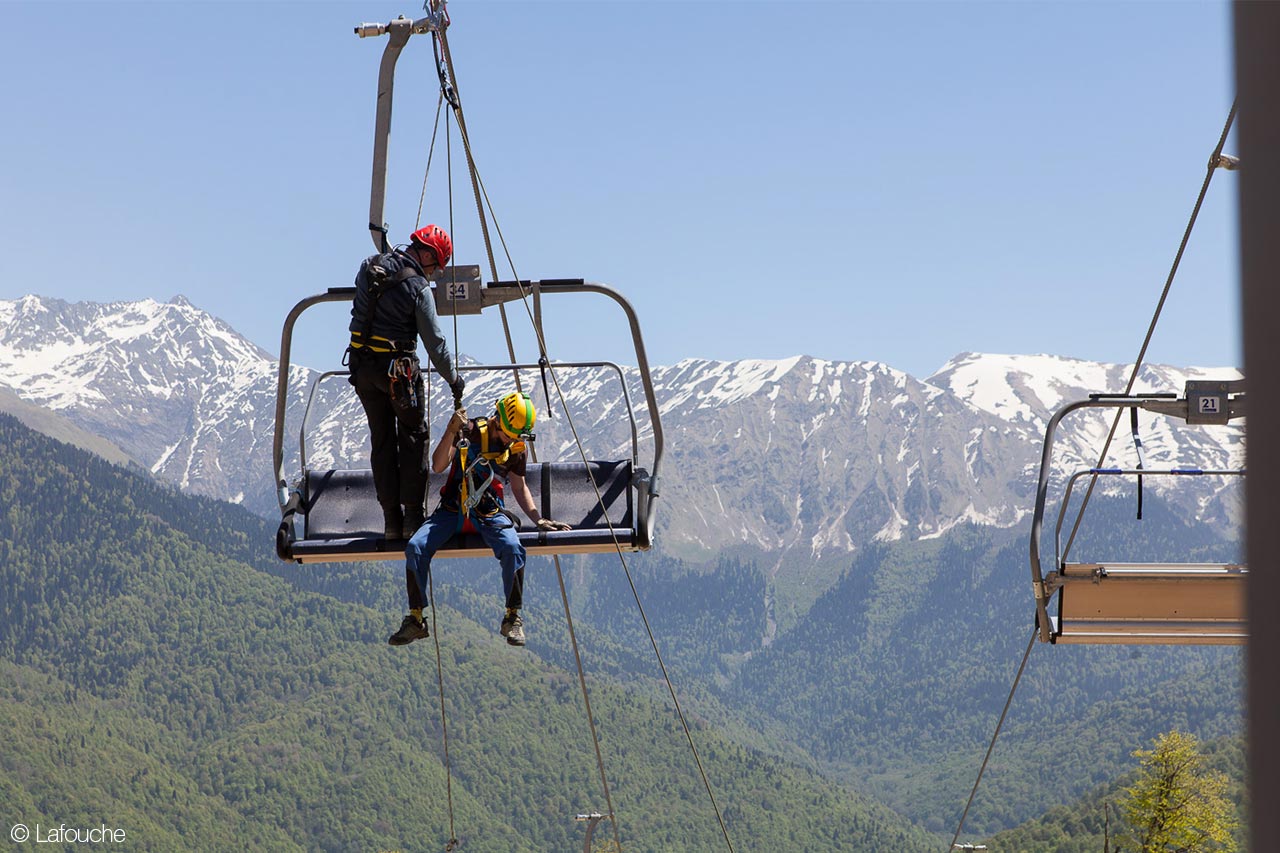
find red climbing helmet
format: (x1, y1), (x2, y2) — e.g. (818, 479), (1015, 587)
(410, 224), (453, 267)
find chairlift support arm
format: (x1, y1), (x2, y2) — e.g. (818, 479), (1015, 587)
(355, 11), (447, 251)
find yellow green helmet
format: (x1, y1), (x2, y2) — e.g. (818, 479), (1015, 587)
(495, 392), (536, 438)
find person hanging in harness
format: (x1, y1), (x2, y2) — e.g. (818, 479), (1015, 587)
(389, 391), (572, 647)
(346, 224), (465, 541)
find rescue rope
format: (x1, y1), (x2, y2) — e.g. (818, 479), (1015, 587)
(434, 100), (740, 853)
(415, 33), (462, 851)
(426, 26), (621, 849)
(426, 566), (460, 852)
(1059, 99), (1237, 564)
(947, 629), (1036, 851)
(448, 187), (740, 851)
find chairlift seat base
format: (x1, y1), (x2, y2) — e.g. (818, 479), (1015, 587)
(1051, 562), (1247, 645)
(281, 461), (640, 563)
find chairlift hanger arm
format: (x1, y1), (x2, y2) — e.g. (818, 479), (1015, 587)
(355, 10), (448, 252)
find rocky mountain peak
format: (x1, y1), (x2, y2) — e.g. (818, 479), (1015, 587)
(0, 295), (1245, 562)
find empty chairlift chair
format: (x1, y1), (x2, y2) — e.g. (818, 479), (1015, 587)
(1028, 380), (1246, 644)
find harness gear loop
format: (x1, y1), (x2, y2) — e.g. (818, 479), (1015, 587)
(389, 355), (419, 410)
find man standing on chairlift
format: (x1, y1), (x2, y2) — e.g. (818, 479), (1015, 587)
(346, 224), (464, 541)
(388, 391), (572, 648)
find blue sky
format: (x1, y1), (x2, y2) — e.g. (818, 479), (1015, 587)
(0, 0), (1238, 381)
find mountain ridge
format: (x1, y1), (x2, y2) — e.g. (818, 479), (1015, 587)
(0, 294), (1243, 564)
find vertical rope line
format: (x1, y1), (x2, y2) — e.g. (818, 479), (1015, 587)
(1059, 101), (1236, 565)
(554, 554), (623, 851)
(948, 629), (1037, 851)
(415, 92), (445, 231)
(413, 30), (456, 850)
(426, 568), (459, 851)
(445, 104), (460, 383)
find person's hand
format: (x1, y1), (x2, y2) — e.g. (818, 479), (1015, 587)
(450, 376), (465, 407)
(536, 517), (572, 532)
(447, 408), (467, 435)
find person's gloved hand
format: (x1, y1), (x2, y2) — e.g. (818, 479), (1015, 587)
(450, 376), (465, 407)
(536, 517), (572, 532)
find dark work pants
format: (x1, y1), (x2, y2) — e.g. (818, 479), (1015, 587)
(350, 353), (429, 513)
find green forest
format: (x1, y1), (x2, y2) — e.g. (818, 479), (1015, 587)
(0, 414), (1247, 850)
(0, 415), (934, 851)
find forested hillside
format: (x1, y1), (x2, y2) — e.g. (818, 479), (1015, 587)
(0, 414), (937, 851)
(300, 482), (1246, 841)
(728, 510), (1245, 835)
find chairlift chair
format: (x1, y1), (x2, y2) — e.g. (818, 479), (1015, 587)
(1029, 380), (1247, 644)
(272, 277), (664, 563)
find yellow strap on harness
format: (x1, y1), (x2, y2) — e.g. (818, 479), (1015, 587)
(349, 333), (407, 354)
(458, 440), (469, 515)
(475, 418), (511, 466)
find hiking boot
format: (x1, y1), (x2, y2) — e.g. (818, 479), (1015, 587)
(387, 614), (429, 646)
(402, 505), (425, 539)
(500, 612), (526, 647)
(383, 506), (404, 540)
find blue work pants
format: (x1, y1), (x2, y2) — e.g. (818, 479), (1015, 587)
(405, 506), (526, 609)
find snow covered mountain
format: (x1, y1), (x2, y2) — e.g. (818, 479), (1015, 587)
(931, 352), (1244, 527)
(0, 295), (1244, 561)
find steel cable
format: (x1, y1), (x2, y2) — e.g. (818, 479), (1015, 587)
(1060, 101), (1237, 564)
